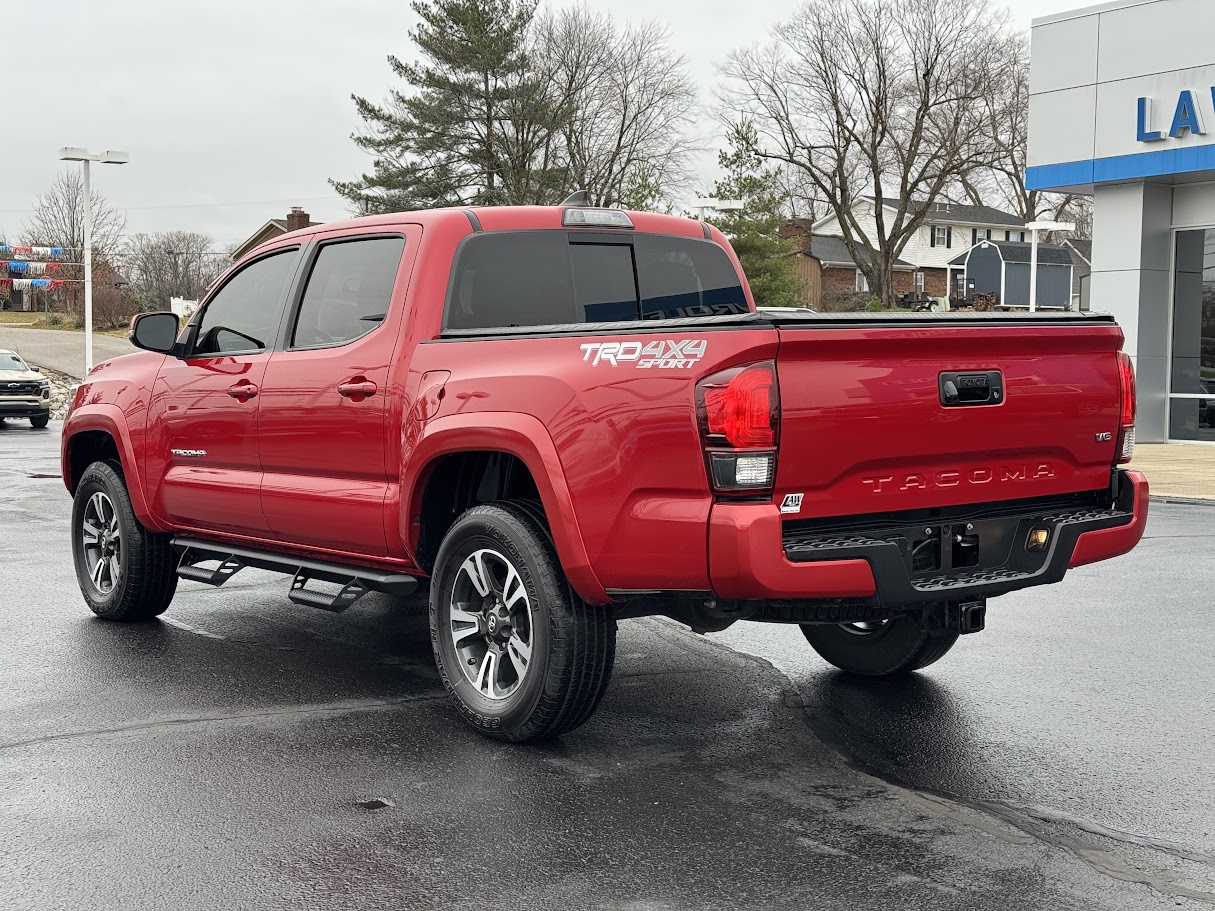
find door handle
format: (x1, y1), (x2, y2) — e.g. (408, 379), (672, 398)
(338, 380), (378, 399)
(227, 382), (259, 399)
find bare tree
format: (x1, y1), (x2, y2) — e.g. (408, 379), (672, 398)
(1066, 197), (1093, 240)
(720, 0), (1016, 304)
(954, 34), (1081, 234)
(122, 232), (228, 308)
(22, 170), (125, 257)
(19, 171), (126, 316)
(534, 7), (699, 207)
(90, 255), (143, 329)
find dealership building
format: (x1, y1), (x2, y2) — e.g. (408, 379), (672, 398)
(1029, 0), (1215, 443)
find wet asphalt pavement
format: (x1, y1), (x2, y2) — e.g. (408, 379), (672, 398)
(2, 424), (1213, 910)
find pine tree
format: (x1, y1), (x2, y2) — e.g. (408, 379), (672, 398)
(332, 0), (567, 212)
(708, 124), (806, 308)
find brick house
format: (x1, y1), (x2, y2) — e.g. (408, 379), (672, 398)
(777, 221), (915, 308)
(230, 207), (320, 262)
(809, 199), (1029, 303)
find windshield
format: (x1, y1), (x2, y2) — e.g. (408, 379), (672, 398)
(0, 353), (28, 372)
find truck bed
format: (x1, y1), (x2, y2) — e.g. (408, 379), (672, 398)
(438, 309), (1117, 339)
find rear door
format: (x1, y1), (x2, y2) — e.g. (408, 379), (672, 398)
(771, 318), (1126, 519)
(148, 246), (301, 535)
(257, 228), (416, 557)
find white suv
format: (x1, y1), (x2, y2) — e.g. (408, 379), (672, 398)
(0, 349), (52, 428)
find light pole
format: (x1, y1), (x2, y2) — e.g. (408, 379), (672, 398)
(1024, 219), (1075, 312)
(57, 147), (130, 373)
(689, 197), (744, 222)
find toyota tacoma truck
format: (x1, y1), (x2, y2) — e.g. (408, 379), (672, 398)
(61, 200), (1148, 741)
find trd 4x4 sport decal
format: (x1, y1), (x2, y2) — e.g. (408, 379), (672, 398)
(580, 339), (707, 369)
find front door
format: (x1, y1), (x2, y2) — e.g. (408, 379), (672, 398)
(148, 247), (301, 536)
(257, 231), (413, 557)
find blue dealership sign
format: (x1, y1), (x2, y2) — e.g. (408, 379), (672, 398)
(1138, 89), (1209, 142)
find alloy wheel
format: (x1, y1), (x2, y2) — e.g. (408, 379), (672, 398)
(81, 491), (122, 595)
(448, 548), (535, 700)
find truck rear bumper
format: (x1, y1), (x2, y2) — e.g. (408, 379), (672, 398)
(708, 470), (1148, 604)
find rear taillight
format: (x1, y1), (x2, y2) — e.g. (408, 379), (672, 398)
(1116, 352), (1136, 464)
(696, 361), (779, 493)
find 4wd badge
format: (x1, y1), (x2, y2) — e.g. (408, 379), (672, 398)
(579, 339), (707, 369)
(780, 493), (804, 514)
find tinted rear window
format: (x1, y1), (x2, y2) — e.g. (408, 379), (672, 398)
(634, 235), (749, 319)
(444, 232), (747, 330)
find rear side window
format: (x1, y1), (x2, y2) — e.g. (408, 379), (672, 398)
(292, 236), (406, 348)
(444, 232), (747, 330)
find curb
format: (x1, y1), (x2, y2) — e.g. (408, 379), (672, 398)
(1150, 495), (1215, 506)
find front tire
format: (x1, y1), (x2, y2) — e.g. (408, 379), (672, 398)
(430, 502), (616, 742)
(800, 617), (957, 676)
(30, 413), (50, 429)
(72, 460), (177, 620)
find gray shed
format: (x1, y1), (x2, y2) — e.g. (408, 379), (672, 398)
(948, 240), (1074, 309)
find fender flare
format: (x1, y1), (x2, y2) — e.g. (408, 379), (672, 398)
(402, 411), (608, 604)
(62, 407), (167, 532)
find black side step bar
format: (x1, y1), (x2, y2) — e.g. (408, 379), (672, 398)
(173, 537), (417, 614)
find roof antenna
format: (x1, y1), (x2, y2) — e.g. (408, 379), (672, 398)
(561, 190), (592, 206)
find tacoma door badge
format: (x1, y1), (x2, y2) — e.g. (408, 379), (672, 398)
(171, 449), (208, 458)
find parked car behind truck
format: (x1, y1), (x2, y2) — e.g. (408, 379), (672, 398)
(0, 349), (51, 428)
(61, 200), (1148, 741)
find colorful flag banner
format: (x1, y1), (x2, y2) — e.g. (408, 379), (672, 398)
(0, 245), (64, 257)
(0, 277), (64, 289)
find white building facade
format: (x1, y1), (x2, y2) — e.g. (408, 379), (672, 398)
(814, 200), (1027, 301)
(1028, 0), (1215, 443)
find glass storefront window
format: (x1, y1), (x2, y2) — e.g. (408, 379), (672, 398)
(1171, 230), (1215, 441)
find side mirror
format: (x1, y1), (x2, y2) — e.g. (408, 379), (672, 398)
(29, 365), (40, 373)
(129, 311), (180, 355)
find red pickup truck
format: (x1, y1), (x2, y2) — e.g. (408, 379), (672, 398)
(62, 201), (1148, 741)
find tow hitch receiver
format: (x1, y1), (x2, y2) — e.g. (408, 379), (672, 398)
(921, 600), (987, 636)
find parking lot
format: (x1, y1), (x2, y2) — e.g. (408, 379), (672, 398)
(2, 424), (1213, 911)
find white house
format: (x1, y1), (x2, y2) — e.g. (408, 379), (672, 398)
(813, 198), (1029, 301)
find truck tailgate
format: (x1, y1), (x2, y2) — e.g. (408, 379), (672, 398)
(773, 320), (1125, 519)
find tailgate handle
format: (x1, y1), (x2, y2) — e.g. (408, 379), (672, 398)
(939, 371), (1003, 407)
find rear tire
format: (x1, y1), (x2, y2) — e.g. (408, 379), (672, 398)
(430, 502), (616, 742)
(800, 617), (957, 676)
(31, 414), (50, 429)
(72, 460), (177, 620)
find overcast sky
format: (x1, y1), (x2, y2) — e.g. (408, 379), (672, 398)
(0, 0), (1084, 248)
